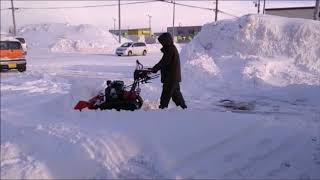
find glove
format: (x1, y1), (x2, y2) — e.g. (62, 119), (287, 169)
(151, 67), (158, 73)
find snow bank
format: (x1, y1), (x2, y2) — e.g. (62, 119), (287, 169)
(181, 14), (320, 89)
(18, 23), (125, 53)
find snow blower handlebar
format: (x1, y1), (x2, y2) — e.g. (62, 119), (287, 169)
(134, 60), (159, 81)
(126, 60), (159, 91)
(136, 60), (143, 70)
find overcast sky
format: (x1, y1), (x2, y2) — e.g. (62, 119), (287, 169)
(0, 1), (315, 33)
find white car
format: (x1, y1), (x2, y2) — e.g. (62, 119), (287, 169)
(116, 42), (147, 56)
(15, 37), (27, 54)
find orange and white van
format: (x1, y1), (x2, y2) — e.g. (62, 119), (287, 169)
(0, 36), (26, 72)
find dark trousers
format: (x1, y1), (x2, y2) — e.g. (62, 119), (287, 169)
(160, 82), (186, 108)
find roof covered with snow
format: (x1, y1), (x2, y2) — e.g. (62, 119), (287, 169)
(0, 35), (20, 42)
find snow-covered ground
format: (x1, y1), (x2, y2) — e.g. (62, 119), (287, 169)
(1, 15), (320, 179)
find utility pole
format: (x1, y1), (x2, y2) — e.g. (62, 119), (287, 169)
(147, 14), (152, 32)
(263, 0), (266, 14)
(172, 0), (176, 42)
(257, 0), (261, 14)
(215, 0), (218, 22)
(10, 0), (17, 36)
(113, 18), (116, 31)
(315, 0), (320, 20)
(118, 0), (121, 43)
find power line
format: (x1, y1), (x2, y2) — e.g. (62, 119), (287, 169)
(0, 0), (212, 12)
(0, 8), (10, 11)
(218, 9), (239, 18)
(0, 0), (158, 11)
(160, 0), (212, 11)
(159, 0), (239, 18)
(0, 0), (239, 18)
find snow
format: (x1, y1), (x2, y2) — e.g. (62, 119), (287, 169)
(181, 14), (320, 104)
(18, 23), (127, 53)
(18, 23), (166, 54)
(1, 15), (320, 179)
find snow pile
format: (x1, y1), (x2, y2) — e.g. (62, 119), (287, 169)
(183, 51), (220, 83)
(181, 14), (320, 88)
(18, 23), (125, 53)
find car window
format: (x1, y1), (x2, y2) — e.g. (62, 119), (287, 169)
(134, 43), (145, 47)
(16, 38), (26, 44)
(121, 42), (132, 47)
(0, 41), (22, 50)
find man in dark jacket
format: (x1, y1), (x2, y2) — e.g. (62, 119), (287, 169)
(152, 33), (187, 109)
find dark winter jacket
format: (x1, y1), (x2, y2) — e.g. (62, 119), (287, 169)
(152, 33), (181, 83)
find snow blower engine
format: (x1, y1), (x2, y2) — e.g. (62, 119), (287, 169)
(74, 60), (159, 111)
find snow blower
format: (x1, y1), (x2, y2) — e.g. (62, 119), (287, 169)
(74, 60), (159, 111)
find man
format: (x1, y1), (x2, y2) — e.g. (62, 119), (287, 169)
(152, 33), (187, 109)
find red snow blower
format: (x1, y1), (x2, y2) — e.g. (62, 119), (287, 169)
(74, 60), (159, 111)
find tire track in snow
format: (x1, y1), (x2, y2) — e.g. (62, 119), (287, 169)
(222, 132), (303, 179)
(35, 124), (126, 178)
(166, 120), (266, 173)
(36, 124), (164, 179)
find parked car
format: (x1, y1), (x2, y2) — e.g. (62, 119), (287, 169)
(0, 36), (27, 72)
(116, 42), (147, 56)
(15, 37), (27, 54)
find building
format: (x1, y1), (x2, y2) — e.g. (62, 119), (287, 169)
(167, 26), (202, 43)
(127, 28), (151, 36)
(109, 28), (152, 37)
(109, 28), (154, 43)
(265, 6), (319, 20)
(109, 29), (128, 37)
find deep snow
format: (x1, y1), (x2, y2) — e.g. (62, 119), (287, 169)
(19, 23), (128, 54)
(181, 14), (320, 105)
(1, 15), (320, 179)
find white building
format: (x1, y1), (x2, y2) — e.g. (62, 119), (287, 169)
(265, 6), (319, 20)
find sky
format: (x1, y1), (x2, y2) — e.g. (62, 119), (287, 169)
(0, 1), (316, 33)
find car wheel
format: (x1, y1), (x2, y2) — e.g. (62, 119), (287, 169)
(128, 51), (132, 56)
(142, 50), (147, 56)
(18, 66), (26, 72)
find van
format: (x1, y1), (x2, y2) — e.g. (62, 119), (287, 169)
(116, 42), (147, 56)
(0, 36), (27, 72)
